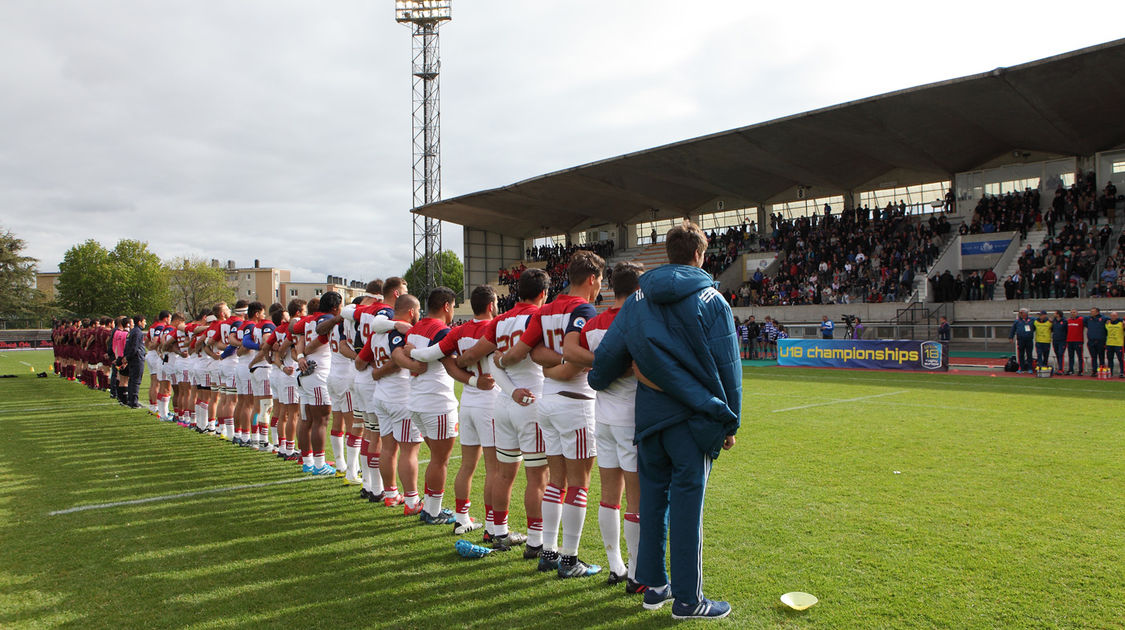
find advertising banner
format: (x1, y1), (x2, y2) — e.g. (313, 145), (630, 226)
(960, 239), (1010, 256)
(0, 339), (53, 350)
(778, 338), (949, 371)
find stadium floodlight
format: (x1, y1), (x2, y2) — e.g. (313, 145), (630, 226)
(395, 0), (452, 298)
(395, 0), (451, 23)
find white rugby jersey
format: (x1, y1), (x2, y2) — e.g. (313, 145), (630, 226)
(361, 326), (410, 403)
(435, 319), (496, 409)
(405, 318), (457, 414)
(301, 313), (333, 374)
(523, 294), (597, 397)
(579, 307), (635, 428)
(485, 302), (544, 396)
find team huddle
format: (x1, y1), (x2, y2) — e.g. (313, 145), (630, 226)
(50, 254), (653, 587)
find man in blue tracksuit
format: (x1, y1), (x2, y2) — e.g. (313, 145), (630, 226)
(1008, 308), (1035, 373)
(1085, 307), (1107, 375)
(589, 221), (741, 620)
(820, 315), (835, 339)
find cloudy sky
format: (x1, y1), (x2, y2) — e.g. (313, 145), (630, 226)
(3, 1), (1121, 282)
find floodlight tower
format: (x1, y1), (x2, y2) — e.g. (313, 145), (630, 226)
(396, 0), (451, 297)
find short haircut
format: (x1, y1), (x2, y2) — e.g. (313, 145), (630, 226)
(197, 309), (211, 321)
(518, 268), (550, 301)
(117, 316), (129, 328)
(270, 304), (285, 326)
(395, 294), (420, 314)
(568, 250), (605, 286)
(384, 277), (405, 296)
(307, 298), (320, 313)
(352, 296), (364, 305)
(366, 278), (384, 295)
(158, 310), (171, 321)
(426, 287), (456, 313)
(287, 299), (307, 317)
(318, 292), (342, 313)
(469, 285), (497, 315)
(611, 261), (643, 298)
(212, 302), (226, 317)
(234, 299), (249, 310)
(665, 220), (708, 265)
(247, 301), (264, 318)
(132, 314), (145, 326)
(170, 312), (185, 323)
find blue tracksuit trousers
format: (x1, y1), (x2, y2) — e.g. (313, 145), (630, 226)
(637, 420), (713, 606)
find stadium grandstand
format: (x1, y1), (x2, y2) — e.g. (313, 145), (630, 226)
(422, 39), (1125, 347)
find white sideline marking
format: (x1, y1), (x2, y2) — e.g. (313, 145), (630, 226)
(0, 402), (120, 415)
(48, 456), (463, 515)
(49, 476), (320, 515)
(19, 360), (34, 367)
(771, 390), (907, 413)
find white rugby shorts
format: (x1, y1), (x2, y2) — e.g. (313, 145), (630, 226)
(411, 409), (458, 441)
(595, 422), (637, 472)
(492, 396), (544, 455)
(459, 405), (494, 448)
(537, 394), (596, 460)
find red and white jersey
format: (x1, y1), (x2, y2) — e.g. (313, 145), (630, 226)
(358, 324), (409, 402)
(436, 318), (496, 408)
(484, 302), (543, 395)
(146, 324), (166, 348)
(160, 326), (177, 353)
(405, 317), (457, 414)
(328, 318), (354, 372)
(579, 307), (635, 428)
(267, 321), (298, 369)
(523, 294), (597, 397)
(301, 313), (334, 367)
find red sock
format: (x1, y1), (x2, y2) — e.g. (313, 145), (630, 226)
(455, 498), (470, 514)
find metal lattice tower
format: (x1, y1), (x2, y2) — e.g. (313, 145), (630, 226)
(396, 1), (451, 298)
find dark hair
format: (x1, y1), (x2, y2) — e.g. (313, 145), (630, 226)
(426, 287), (456, 313)
(287, 299), (307, 317)
(665, 220), (708, 265)
(384, 277), (405, 297)
(366, 278), (384, 295)
(611, 261), (643, 298)
(469, 285), (497, 315)
(351, 296), (364, 305)
(518, 268), (550, 301)
(270, 303), (285, 326)
(132, 314), (145, 327)
(395, 294), (419, 314)
(247, 301), (264, 319)
(307, 298), (320, 313)
(158, 310), (171, 321)
(234, 299), (249, 310)
(197, 309), (211, 321)
(567, 250), (605, 286)
(318, 292), (342, 313)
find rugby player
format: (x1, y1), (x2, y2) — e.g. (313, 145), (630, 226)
(295, 294), (338, 475)
(564, 261), (645, 592)
(455, 269), (550, 554)
(408, 285), (500, 535)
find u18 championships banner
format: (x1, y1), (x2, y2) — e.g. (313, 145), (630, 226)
(778, 339), (949, 371)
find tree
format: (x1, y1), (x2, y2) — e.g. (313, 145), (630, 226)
(404, 250), (464, 302)
(109, 239), (168, 318)
(57, 238), (169, 318)
(167, 256), (236, 318)
(56, 239), (114, 317)
(0, 226), (51, 321)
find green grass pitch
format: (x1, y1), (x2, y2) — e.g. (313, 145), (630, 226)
(1, 349), (1123, 628)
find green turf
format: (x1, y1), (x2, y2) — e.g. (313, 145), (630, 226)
(1, 349), (1123, 628)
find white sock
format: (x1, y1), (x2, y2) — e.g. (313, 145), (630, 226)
(599, 503), (626, 575)
(345, 441), (359, 479)
(560, 488), (589, 557)
(157, 396), (170, 418)
(361, 467), (371, 493)
(330, 433), (345, 473)
(485, 507), (495, 536)
(313, 452), (325, 468)
(404, 491), (420, 509)
(423, 491), (443, 517)
(258, 425), (269, 446)
(347, 427), (363, 476)
(269, 425), (278, 447)
(624, 512), (640, 580)
(368, 455), (383, 494)
(302, 453), (313, 467)
(195, 403), (208, 429)
(541, 484), (564, 553)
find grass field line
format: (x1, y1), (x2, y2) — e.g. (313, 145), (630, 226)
(771, 389), (907, 412)
(48, 476), (323, 515)
(47, 455), (462, 516)
(768, 369), (1122, 394)
(0, 402), (121, 414)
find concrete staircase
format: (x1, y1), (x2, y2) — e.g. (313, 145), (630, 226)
(595, 244), (668, 310)
(993, 228), (1047, 300)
